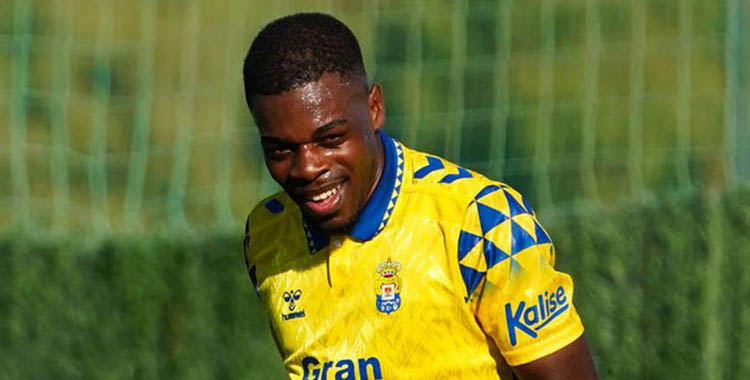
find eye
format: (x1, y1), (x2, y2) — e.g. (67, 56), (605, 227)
(264, 144), (293, 160)
(319, 133), (345, 148)
(283, 292), (291, 302)
(293, 289), (302, 300)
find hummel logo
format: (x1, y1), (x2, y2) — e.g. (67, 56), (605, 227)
(282, 289), (306, 321)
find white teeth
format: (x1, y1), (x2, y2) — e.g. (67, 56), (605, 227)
(311, 185), (340, 202)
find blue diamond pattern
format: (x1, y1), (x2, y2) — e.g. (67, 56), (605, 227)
(535, 220), (551, 244)
(264, 198), (284, 214)
(477, 202), (509, 235)
(459, 264), (485, 299)
(504, 190), (528, 216)
(510, 219), (537, 254)
(475, 184), (502, 200)
(510, 259), (524, 275)
(484, 239), (510, 269)
(458, 231), (483, 261)
(460, 185), (553, 298)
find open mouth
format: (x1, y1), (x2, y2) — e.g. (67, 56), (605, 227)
(302, 182), (344, 216)
(309, 184), (342, 202)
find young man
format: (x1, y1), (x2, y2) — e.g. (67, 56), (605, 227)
(243, 13), (598, 380)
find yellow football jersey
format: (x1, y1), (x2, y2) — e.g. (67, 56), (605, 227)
(244, 131), (584, 380)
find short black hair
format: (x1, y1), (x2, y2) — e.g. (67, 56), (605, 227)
(243, 12), (367, 103)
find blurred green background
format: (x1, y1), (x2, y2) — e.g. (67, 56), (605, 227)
(1, 0), (749, 379)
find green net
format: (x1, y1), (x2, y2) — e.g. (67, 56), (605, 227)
(1, 0), (748, 234)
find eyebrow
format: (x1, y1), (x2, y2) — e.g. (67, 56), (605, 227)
(311, 119), (347, 137)
(260, 119), (348, 145)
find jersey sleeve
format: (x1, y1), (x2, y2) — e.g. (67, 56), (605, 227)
(243, 215), (260, 296)
(457, 184), (584, 366)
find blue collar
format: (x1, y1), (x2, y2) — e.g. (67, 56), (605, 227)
(302, 130), (404, 251)
(350, 130), (405, 241)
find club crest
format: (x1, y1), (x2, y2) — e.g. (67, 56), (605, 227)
(375, 257), (402, 314)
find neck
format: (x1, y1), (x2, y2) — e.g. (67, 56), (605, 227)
(362, 131), (386, 206)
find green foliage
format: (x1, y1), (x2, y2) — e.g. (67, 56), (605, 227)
(550, 187), (750, 380)
(1, 188), (749, 379)
(0, 234), (285, 380)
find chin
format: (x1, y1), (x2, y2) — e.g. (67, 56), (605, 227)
(316, 214), (357, 235)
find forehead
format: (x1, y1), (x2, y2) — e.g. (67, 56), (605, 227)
(251, 73), (367, 138)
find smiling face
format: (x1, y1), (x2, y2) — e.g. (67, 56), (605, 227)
(250, 72), (385, 233)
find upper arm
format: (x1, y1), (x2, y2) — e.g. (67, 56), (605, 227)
(458, 184), (587, 367)
(512, 335), (599, 380)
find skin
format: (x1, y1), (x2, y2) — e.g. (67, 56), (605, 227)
(513, 335), (599, 380)
(250, 71), (598, 380)
(250, 72), (385, 233)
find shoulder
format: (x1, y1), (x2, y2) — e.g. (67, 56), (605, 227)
(402, 145), (523, 211)
(396, 144), (550, 299)
(456, 178), (555, 301)
(246, 190), (298, 231)
(244, 190), (304, 263)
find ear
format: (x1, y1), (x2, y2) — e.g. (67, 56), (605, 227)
(367, 83), (385, 131)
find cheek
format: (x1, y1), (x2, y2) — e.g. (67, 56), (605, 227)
(354, 137), (379, 175)
(343, 146), (377, 192)
(339, 145), (367, 173)
(265, 159), (290, 183)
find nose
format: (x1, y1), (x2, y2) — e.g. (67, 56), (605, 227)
(290, 144), (326, 182)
